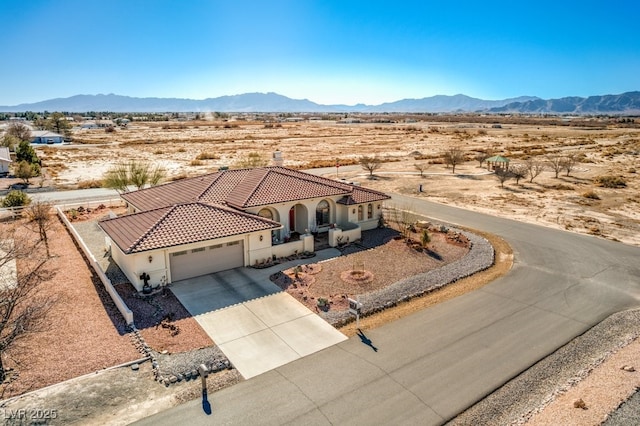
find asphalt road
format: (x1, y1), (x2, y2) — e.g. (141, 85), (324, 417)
(131, 193), (640, 425)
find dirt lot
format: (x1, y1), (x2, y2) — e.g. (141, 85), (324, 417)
(32, 116), (640, 246)
(0, 217), (141, 399)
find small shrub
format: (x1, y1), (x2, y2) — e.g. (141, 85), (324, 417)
(190, 159), (204, 166)
(153, 149), (164, 155)
(2, 190), (31, 208)
(195, 152), (220, 160)
(582, 190), (600, 200)
(177, 147), (187, 153)
(420, 229), (431, 247)
(77, 179), (103, 189)
(594, 175), (626, 188)
(105, 126), (116, 133)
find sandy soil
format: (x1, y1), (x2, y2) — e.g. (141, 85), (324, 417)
(31, 117), (640, 246)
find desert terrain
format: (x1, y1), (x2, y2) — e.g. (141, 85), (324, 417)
(36, 115), (640, 246)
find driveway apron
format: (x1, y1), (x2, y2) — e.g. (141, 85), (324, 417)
(170, 261), (347, 379)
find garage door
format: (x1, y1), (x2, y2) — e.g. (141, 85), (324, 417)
(170, 241), (244, 282)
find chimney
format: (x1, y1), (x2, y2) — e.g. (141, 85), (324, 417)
(272, 151), (283, 166)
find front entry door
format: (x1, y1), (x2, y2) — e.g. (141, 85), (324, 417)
(289, 207), (295, 231)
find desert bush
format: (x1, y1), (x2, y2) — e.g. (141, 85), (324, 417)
(177, 147), (187, 153)
(582, 190), (600, 200)
(594, 175), (627, 188)
(76, 179), (103, 189)
(2, 190), (31, 208)
(105, 126), (116, 133)
(190, 159), (204, 166)
(195, 152), (220, 160)
(153, 149), (164, 155)
(169, 172), (188, 181)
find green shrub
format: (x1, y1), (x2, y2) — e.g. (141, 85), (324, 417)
(2, 190), (31, 208)
(594, 175), (626, 188)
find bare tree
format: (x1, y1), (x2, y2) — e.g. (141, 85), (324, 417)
(25, 201), (53, 258)
(562, 152), (578, 177)
(524, 158), (545, 183)
(5, 122), (32, 142)
(0, 225), (55, 383)
(474, 151), (491, 167)
(510, 164), (527, 185)
(443, 148), (465, 174)
(413, 162), (429, 177)
(546, 154), (564, 178)
(495, 169), (512, 188)
(384, 204), (414, 242)
(359, 155), (382, 178)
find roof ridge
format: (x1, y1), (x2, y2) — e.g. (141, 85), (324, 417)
(127, 205), (175, 252)
(273, 166), (352, 190)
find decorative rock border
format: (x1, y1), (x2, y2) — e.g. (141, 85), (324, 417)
(322, 226), (495, 326)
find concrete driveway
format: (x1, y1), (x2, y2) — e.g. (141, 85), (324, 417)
(170, 250), (347, 379)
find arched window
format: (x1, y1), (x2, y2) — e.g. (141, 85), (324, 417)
(316, 200), (330, 226)
(258, 208), (273, 220)
(357, 205), (364, 221)
(367, 204), (373, 219)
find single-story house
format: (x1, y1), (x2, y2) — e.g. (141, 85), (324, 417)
(0, 147), (12, 176)
(99, 166), (390, 291)
(31, 131), (65, 144)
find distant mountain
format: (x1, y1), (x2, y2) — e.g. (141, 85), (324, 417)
(0, 91), (637, 114)
(360, 94), (539, 113)
(490, 92), (640, 114)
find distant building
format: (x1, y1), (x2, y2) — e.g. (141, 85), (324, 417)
(0, 147), (12, 176)
(31, 131), (65, 144)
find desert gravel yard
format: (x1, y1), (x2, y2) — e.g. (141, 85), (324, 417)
(0, 216), (140, 399)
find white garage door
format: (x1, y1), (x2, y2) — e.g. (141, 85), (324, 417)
(170, 241), (244, 282)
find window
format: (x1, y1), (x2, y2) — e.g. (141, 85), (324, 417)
(316, 200), (330, 226)
(172, 250), (187, 257)
(357, 205), (364, 221)
(258, 208), (273, 220)
(367, 204), (373, 219)
(192, 247), (205, 253)
(227, 241), (240, 246)
(209, 244), (223, 250)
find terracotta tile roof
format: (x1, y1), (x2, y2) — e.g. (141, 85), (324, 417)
(122, 166), (360, 211)
(121, 173), (221, 211)
(225, 167), (353, 209)
(337, 186), (391, 205)
(99, 202), (281, 254)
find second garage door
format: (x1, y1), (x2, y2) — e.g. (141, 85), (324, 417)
(170, 240), (244, 282)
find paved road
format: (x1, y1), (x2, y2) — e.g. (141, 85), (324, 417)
(133, 194), (640, 425)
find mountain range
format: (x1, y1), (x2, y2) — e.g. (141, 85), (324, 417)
(1, 91), (639, 114)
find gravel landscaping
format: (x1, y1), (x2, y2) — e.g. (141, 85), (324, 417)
(324, 227), (494, 326)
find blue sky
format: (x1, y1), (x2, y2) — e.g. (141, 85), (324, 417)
(1, 0), (638, 105)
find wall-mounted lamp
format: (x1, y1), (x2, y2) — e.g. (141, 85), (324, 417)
(259, 235), (264, 241)
(148, 255), (153, 263)
(352, 208), (356, 214)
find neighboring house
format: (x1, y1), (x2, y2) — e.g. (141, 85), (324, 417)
(31, 131), (65, 144)
(0, 147), (12, 176)
(99, 166), (390, 291)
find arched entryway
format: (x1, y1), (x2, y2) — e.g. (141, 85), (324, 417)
(288, 204), (309, 234)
